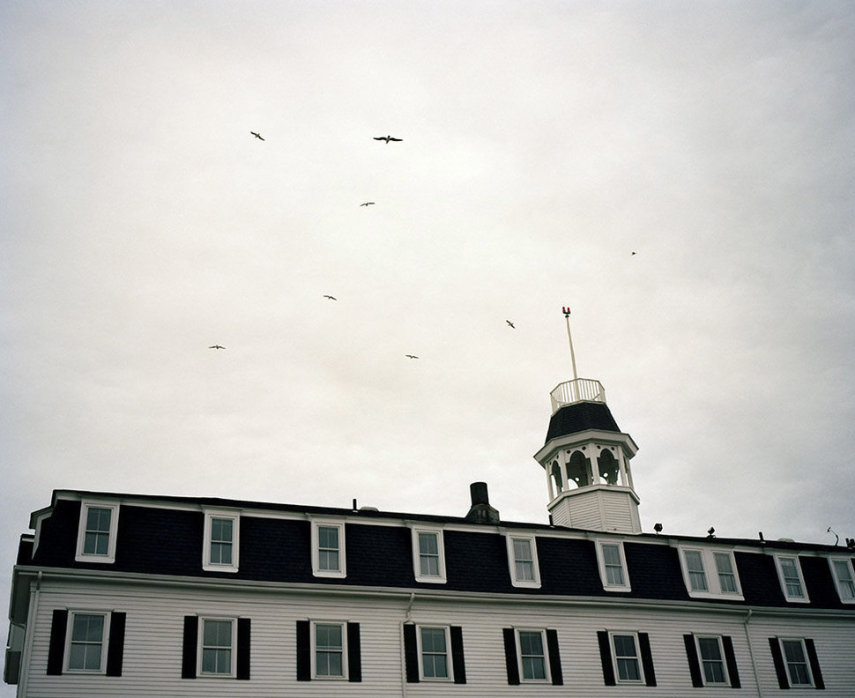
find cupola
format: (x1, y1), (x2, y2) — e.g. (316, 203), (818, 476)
(533, 309), (641, 533)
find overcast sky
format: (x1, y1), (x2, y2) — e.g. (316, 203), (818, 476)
(2, 1), (854, 677)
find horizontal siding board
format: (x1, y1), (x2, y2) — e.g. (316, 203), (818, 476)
(18, 579), (855, 696)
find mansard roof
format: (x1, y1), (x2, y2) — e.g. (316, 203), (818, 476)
(544, 401), (622, 443)
(14, 489), (854, 614)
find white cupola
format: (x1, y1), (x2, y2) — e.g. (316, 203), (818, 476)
(533, 308), (641, 533)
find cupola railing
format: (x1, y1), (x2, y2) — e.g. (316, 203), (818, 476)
(549, 378), (606, 413)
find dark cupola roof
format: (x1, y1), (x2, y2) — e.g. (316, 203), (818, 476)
(545, 401), (621, 444)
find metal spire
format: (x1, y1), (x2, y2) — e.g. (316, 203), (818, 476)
(562, 306), (578, 381)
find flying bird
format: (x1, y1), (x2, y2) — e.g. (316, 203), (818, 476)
(405, 354), (419, 359)
(323, 295), (337, 301)
(360, 202), (375, 206)
(631, 251), (637, 256)
(250, 131), (265, 141)
(506, 320), (515, 329)
(374, 135), (402, 143)
(209, 345), (226, 350)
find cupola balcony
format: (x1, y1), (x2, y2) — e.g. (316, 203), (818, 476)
(549, 378), (606, 414)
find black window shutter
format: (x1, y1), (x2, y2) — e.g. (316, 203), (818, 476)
(403, 624), (419, 683)
(296, 620), (311, 681)
(804, 639), (824, 690)
(597, 630), (616, 686)
(502, 628), (520, 685)
(181, 616), (197, 679)
(722, 635), (740, 688)
(638, 632), (657, 687)
(769, 638), (790, 689)
(106, 612), (126, 677)
(236, 618), (251, 680)
(450, 625), (466, 684)
(546, 628), (563, 685)
(47, 609), (68, 676)
(683, 634), (703, 687)
(347, 622), (362, 682)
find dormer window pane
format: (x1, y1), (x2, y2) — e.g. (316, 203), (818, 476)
(832, 560), (855, 599)
(780, 558), (804, 598)
(685, 550), (708, 591)
(602, 544), (625, 586)
(418, 532), (440, 577)
(318, 526), (340, 571)
(513, 539), (535, 581)
(210, 518), (233, 565)
(714, 552), (737, 593)
(83, 508), (112, 556)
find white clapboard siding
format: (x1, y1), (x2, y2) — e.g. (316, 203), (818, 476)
(19, 577), (855, 696)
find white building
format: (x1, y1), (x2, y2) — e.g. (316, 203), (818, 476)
(5, 375), (855, 695)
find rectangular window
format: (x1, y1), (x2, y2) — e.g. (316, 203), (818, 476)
(518, 630), (548, 681)
(596, 541), (631, 591)
(506, 535), (541, 588)
(685, 550), (708, 591)
(200, 618), (235, 676)
(66, 613), (108, 673)
(829, 558), (855, 602)
(775, 555), (808, 602)
(203, 510), (240, 573)
(781, 639), (812, 686)
(412, 527), (446, 583)
(611, 633), (643, 683)
(714, 552), (737, 593)
(313, 622), (346, 679)
(312, 520), (346, 578)
(419, 626), (451, 681)
(680, 547), (743, 599)
(696, 636), (728, 685)
(75, 502), (119, 563)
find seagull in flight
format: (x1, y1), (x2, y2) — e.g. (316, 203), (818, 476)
(360, 202), (375, 206)
(506, 320), (515, 329)
(323, 295), (337, 301)
(631, 251), (637, 256)
(405, 354), (419, 359)
(209, 345), (226, 350)
(374, 135), (402, 143)
(250, 131), (265, 141)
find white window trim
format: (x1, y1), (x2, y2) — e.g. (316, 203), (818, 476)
(515, 628), (551, 683)
(774, 553), (810, 603)
(678, 546), (744, 600)
(506, 534), (541, 588)
(778, 637), (815, 687)
(75, 501), (119, 564)
(311, 519), (347, 578)
(595, 540), (631, 591)
(828, 556), (855, 604)
(411, 526), (447, 584)
(609, 631), (645, 685)
(416, 624), (454, 682)
(310, 620), (349, 680)
(694, 634), (730, 686)
(64, 610), (111, 674)
(202, 509), (240, 573)
(197, 616), (237, 678)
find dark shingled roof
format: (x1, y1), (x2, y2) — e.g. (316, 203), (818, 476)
(545, 401), (621, 443)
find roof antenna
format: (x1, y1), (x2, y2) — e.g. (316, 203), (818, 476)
(562, 306), (578, 381)
(827, 526), (839, 546)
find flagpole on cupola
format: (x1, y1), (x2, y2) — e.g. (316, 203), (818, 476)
(562, 306), (578, 381)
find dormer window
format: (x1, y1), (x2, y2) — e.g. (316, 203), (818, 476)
(312, 520), (346, 578)
(411, 527), (447, 584)
(829, 557), (855, 603)
(774, 554), (809, 603)
(203, 510), (240, 573)
(678, 547), (743, 600)
(596, 541), (631, 591)
(75, 501), (119, 564)
(506, 534), (541, 588)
